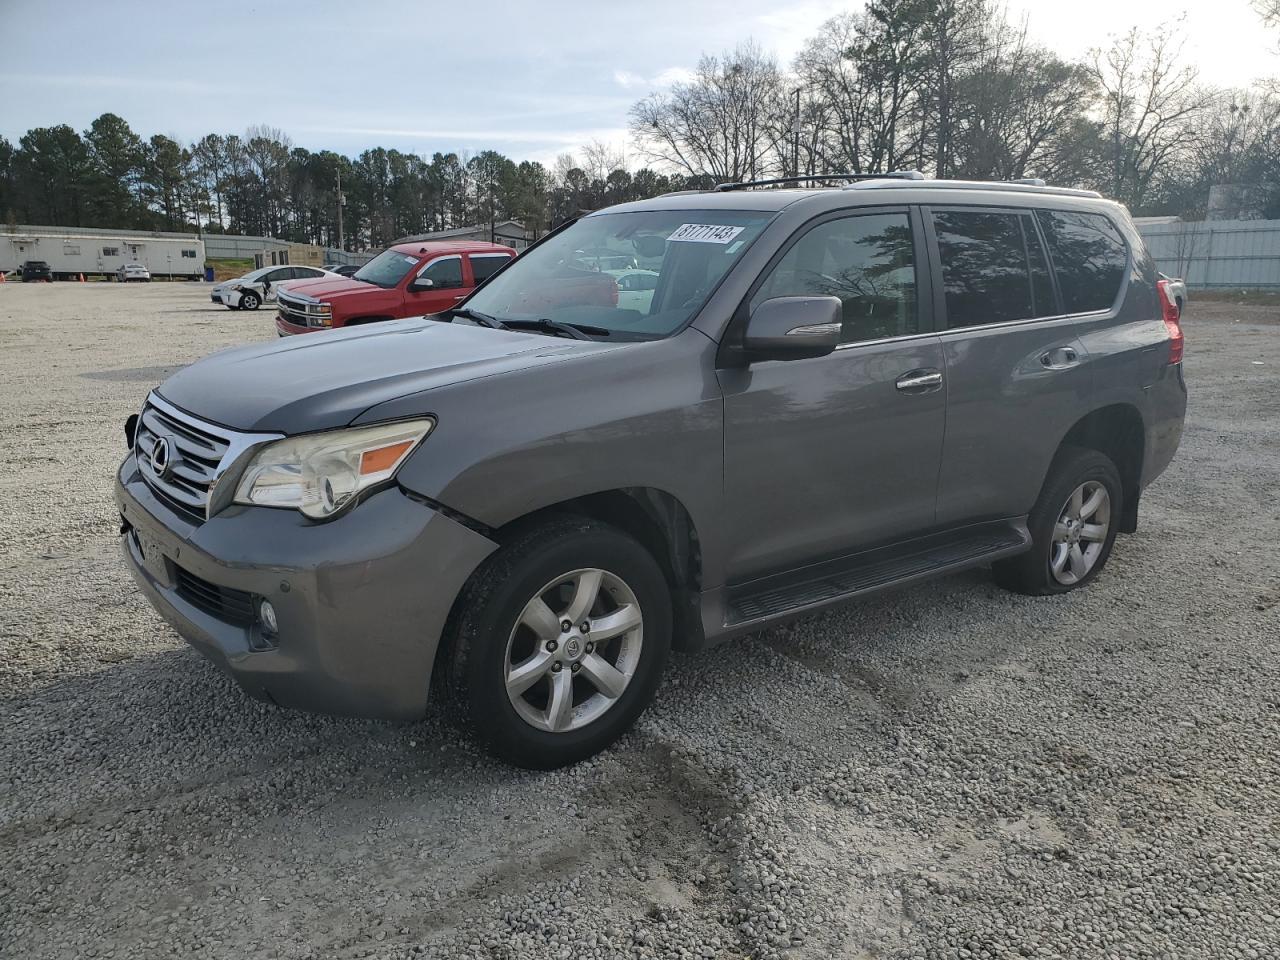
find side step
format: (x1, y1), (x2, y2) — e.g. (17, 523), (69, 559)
(724, 520), (1030, 628)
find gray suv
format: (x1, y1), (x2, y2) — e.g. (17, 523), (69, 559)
(116, 174), (1187, 768)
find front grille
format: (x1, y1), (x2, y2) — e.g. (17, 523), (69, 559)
(134, 398), (233, 522)
(277, 292), (324, 328)
(174, 565), (256, 626)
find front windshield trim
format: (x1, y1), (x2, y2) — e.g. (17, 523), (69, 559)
(462, 208), (779, 342)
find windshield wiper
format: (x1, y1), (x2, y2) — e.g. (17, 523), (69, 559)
(502, 318), (610, 340)
(445, 306), (508, 330)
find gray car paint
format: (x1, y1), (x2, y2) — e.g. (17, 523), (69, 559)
(117, 180), (1186, 721)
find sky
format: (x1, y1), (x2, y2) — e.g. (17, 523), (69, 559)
(1, 0), (1276, 166)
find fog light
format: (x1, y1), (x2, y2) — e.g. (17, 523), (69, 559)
(259, 599), (278, 634)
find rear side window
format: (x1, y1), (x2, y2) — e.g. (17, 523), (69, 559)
(932, 210), (1059, 328)
(752, 212), (918, 344)
(1036, 210), (1129, 313)
(470, 254), (512, 284)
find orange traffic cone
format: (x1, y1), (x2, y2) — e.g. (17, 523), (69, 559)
(0, 271), (5, 283)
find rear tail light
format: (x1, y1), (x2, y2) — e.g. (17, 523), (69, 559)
(1156, 279), (1184, 364)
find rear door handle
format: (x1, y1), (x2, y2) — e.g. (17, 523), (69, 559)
(895, 369), (943, 393)
(1040, 346), (1080, 370)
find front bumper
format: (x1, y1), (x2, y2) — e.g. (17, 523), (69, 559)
(210, 291), (223, 303)
(116, 456), (498, 720)
(275, 314), (322, 337)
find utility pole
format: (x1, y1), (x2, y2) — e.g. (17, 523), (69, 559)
(336, 168), (345, 252)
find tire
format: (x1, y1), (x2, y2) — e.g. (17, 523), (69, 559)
(447, 517), (671, 769)
(240, 291), (261, 310)
(993, 446), (1123, 596)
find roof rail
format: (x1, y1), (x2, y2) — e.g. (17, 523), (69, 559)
(714, 171), (926, 192)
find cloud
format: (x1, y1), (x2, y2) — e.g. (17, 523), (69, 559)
(613, 69), (646, 89)
(652, 66), (697, 87)
(294, 124), (630, 149)
(611, 65), (697, 94)
(756, 1), (849, 61)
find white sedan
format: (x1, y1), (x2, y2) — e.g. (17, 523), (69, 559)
(116, 263), (151, 282)
(211, 265), (337, 310)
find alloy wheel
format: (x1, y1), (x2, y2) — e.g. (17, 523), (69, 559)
(1050, 480), (1111, 585)
(504, 567), (644, 733)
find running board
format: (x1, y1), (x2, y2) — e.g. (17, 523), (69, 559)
(724, 520), (1030, 628)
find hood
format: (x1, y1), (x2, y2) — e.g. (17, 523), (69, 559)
(155, 318), (620, 434)
(282, 276), (389, 301)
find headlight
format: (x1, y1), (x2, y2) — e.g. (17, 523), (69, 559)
(234, 419), (434, 519)
(229, 283), (243, 291)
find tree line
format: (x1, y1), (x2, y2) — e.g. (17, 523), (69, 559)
(2, 0), (1278, 249)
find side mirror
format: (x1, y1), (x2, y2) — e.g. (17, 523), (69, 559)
(740, 296), (843, 361)
(410, 277), (434, 291)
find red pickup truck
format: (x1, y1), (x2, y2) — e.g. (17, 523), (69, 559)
(275, 240), (516, 336)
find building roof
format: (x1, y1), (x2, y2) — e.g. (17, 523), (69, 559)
(394, 221), (526, 244)
(388, 239), (517, 256)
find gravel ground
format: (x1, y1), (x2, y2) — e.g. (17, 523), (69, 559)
(0, 283), (1277, 960)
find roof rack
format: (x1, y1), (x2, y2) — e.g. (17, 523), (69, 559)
(714, 171), (926, 192)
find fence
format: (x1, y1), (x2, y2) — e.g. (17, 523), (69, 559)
(1137, 219), (1280, 289)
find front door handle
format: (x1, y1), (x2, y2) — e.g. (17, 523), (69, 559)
(895, 369), (943, 393)
(1040, 346), (1080, 370)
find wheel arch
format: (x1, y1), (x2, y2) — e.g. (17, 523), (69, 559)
(436, 486), (704, 682)
(1056, 403), (1145, 533)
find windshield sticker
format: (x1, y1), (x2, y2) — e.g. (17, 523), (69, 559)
(403, 256), (417, 264)
(669, 223), (746, 244)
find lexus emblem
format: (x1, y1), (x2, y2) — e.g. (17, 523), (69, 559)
(149, 435), (176, 480)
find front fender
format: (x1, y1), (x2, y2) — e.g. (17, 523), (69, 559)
(360, 330), (731, 588)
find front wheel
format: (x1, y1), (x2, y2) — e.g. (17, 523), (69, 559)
(448, 518), (671, 769)
(993, 446), (1122, 595)
(240, 291), (261, 310)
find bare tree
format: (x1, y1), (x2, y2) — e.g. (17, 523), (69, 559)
(1087, 25), (1215, 210)
(1257, 0), (1280, 32)
(630, 42), (784, 183)
(952, 16), (1100, 182)
(794, 6), (930, 176)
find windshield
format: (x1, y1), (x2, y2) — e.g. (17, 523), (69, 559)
(464, 209), (774, 339)
(353, 248), (420, 289)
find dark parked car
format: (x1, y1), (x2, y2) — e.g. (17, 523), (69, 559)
(117, 173), (1186, 769)
(21, 260), (53, 282)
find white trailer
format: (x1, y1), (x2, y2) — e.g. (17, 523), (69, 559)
(0, 232), (205, 280)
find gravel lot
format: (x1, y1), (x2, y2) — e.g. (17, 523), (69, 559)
(0, 283), (1277, 960)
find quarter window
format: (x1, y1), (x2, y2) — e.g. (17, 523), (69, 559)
(932, 210), (1057, 328)
(421, 256), (463, 289)
(751, 212), (918, 344)
(470, 254), (512, 284)
(1036, 210), (1129, 314)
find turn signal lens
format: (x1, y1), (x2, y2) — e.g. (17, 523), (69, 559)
(360, 440), (415, 476)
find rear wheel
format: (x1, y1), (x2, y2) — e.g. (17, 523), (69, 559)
(448, 518), (671, 769)
(993, 446), (1122, 595)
